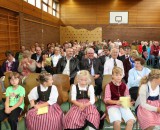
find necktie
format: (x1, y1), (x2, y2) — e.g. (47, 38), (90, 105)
(114, 59), (117, 67)
(89, 59), (93, 73)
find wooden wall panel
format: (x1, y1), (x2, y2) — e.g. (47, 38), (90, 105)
(60, 26), (102, 43)
(60, 0), (160, 25)
(0, 0), (60, 26)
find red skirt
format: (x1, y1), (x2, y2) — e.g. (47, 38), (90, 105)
(26, 103), (63, 130)
(64, 99), (100, 129)
(137, 100), (160, 130)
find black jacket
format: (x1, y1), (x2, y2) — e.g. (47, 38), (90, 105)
(31, 53), (42, 62)
(56, 57), (80, 79)
(80, 58), (103, 77)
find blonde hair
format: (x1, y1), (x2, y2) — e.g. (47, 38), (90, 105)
(77, 70), (91, 85)
(112, 67), (123, 75)
(130, 50), (139, 58)
(23, 50), (31, 58)
(140, 69), (160, 86)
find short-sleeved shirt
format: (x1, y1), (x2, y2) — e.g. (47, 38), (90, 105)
(6, 85), (25, 110)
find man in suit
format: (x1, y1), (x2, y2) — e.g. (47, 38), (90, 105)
(99, 45), (111, 72)
(31, 46), (42, 62)
(31, 46), (42, 73)
(118, 46), (131, 62)
(56, 47), (79, 84)
(103, 48), (124, 76)
(80, 48), (103, 96)
(48, 46), (54, 57)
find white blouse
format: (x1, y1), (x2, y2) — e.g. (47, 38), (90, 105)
(51, 54), (62, 67)
(71, 84), (95, 105)
(138, 83), (160, 112)
(28, 84), (58, 105)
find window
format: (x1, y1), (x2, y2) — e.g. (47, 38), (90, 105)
(42, 0), (48, 12)
(24, 0), (59, 17)
(36, 0), (41, 9)
(28, 0), (35, 6)
(43, 4), (48, 12)
(52, 1), (59, 17)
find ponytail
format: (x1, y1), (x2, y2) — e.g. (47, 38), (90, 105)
(139, 76), (148, 87)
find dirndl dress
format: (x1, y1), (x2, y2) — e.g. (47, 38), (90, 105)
(26, 103), (63, 130)
(64, 85), (100, 130)
(137, 96), (160, 130)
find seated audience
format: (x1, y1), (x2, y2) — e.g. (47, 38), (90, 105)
(104, 67), (135, 130)
(1, 50), (19, 76)
(103, 48), (124, 76)
(150, 41), (160, 68)
(135, 69), (160, 130)
(123, 50), (138, 83)
(56, 47), (79, 84)
(36, 51), (54, 74)
(15, 45), (26, 62)
(0, 72), (25, 130)
(127, 57), (151, 101)
(26, 73), (63, 130)
(80, 48), (103, 96)
(64, 70), (100, 130)
(18, 50), (36, 76)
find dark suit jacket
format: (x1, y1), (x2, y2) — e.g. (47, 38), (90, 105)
(80, 58), (103, 77)
(56, 57), (80, 79)
(31, 53), (42, 62)
(1, 60), (19, 76)
(123, 58), (131, 83)
(118, 55), (126, 62)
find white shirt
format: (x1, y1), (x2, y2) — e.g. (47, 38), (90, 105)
(71, 84), (95, 105)
(6, 58), (16, 66)
(62, 58), (70, 75)
(51, 54), (62, 67)
(138, 83), (160, 112)
(28, 84), (58, 105)
(103, 58), (124, 76)
(36, 54), (41, 62)
(89, 59), (95, 76)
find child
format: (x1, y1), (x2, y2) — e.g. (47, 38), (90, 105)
(135, 69), (160, 130)
(0, 72), (25, 130)
(26, 73), (63, 130)
(64, 70), (100, 130)
(104, 67), (135, 130)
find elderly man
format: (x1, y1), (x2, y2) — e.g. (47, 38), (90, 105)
(80, 48), (103, 96)
(56, 47), (79, 84)
(103, 48), (124, 75)
(31, 46), (42, 62)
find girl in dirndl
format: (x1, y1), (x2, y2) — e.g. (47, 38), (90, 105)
(64, 70), (100, 130)
(136, 69), (160, 130)
(26, 73), (63, 130)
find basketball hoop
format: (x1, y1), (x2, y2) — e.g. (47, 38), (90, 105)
(115, 16), (122, 25)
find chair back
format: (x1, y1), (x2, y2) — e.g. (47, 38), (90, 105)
(23, 73), (39, 111)
(102, 75), (112, 98)
(4, 72), (13, 89)
(102, 75), (112, 91)
(52, 74), (70, 104)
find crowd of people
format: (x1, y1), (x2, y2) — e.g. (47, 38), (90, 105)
(0, 39), (160, 130)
